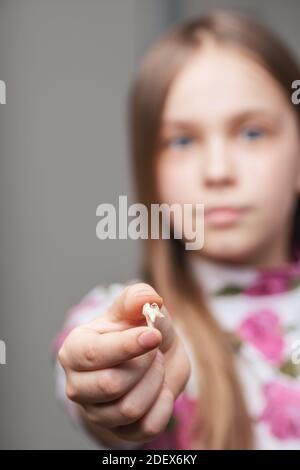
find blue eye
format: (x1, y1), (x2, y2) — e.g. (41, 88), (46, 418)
(241, 128), (265, 140)
(169, 135), (194, 148)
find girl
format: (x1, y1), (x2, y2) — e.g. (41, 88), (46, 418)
(53, 10), (300, 450)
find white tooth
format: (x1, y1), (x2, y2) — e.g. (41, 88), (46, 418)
(142, 302), (164, 328)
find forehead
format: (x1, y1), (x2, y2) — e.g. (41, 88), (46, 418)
(162, 42), (289, 123)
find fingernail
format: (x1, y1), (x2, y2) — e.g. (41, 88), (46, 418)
(138, 329), (160, 349)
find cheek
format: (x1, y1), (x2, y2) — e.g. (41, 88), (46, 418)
(238, 159), (298, 250)
(156, 157), (199, 205)
(241, 139), (299, 213)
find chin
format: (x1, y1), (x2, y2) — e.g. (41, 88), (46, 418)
(201, 239), (257, 265)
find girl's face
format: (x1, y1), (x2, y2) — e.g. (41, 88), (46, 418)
(156, 40), (300, 266)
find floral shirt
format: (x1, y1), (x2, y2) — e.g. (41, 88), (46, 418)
(52, 255), (300, 450)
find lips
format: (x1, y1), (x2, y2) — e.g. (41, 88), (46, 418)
(204, 206), (248, 227)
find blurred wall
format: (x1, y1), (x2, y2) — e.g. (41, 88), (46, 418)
(0, 0), (175, 449)
(0, 0), (299, 449)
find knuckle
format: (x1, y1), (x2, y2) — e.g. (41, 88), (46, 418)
(65, 326), (81, 347)
(66, 383), (78, 402)
(141, 389), (173, 440)
(85, 406), (100, 425)
(97, 371), (122, 399)
(162, 385), (175, 405)
(141, 420), (162, 440)
(61, 327), (84, 365)
(83, 343), (97, 366)
(118, 399), (142, 422)
(57, 346), (67, 367)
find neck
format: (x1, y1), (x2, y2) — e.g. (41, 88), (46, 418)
(186, 245), (300, 298)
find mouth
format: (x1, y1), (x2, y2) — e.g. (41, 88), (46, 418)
(204, 206), (250, 227)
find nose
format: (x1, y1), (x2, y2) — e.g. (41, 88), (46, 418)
(202, 137), (236, 187)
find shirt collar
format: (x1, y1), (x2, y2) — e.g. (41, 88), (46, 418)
(187, 253), (300, 297)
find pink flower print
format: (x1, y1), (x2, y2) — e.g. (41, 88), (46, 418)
(245, 272), (290, 296)
(245, 262), (300, 296)
(173, 393), (199, 449)
(237, 309), (284, 365)
(259, 382), (300, 439)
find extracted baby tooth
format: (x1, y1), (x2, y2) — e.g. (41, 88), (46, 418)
(142, 302), (165, 328)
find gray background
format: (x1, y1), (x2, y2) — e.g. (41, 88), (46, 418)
(0, 0), (299, 449)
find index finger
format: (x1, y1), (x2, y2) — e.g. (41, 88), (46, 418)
(107, 283), (164, 326)
(88, 283), (177, 355)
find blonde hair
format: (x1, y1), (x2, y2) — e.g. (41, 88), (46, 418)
(128, 10), (300, 449)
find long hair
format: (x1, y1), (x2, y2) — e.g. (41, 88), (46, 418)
(128, 10), (300, 449)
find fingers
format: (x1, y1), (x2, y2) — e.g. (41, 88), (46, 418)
(163, 337), (191, 398)
(106, 283), (164, 326)
(114, 383), (174, 443)
(65, 349), (157, 405)
(59, 324), (162, 371)
(57, 280), (187, 447)
(83, 350), (165, 427)
(104, 283), (177, 355)
(152, 305), (176, 354)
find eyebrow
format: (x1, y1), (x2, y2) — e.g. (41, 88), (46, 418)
(161, 108), (283, 131)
